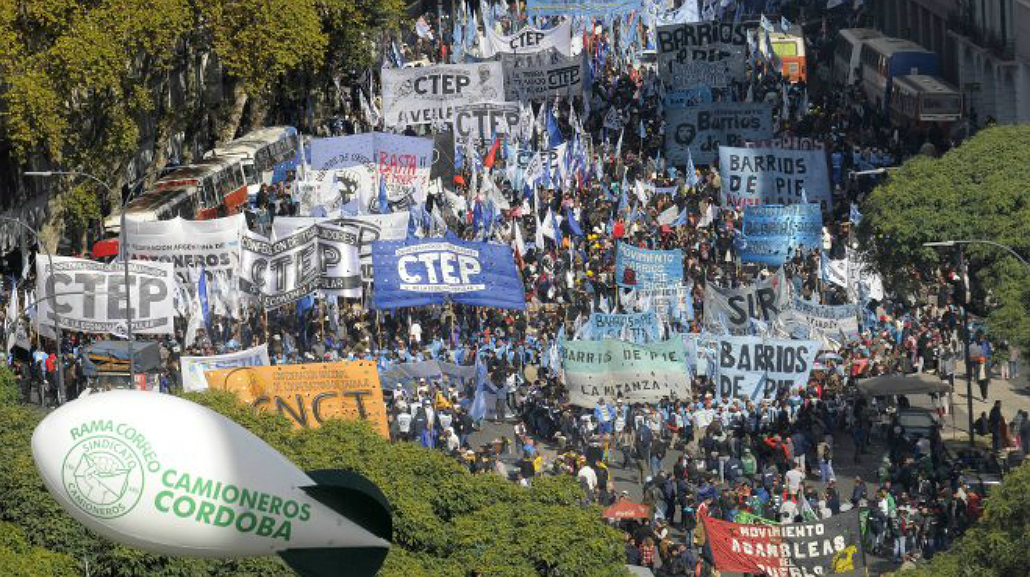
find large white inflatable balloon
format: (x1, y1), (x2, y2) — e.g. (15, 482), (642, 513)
(32, 390), (392, 576)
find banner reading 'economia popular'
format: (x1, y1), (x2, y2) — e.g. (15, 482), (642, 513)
(205, 361), (388, 437)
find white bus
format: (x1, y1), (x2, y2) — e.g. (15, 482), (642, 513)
(833, 28), (884, 86)
(889, 75), (963, 123)
(205, 126), (299, 203)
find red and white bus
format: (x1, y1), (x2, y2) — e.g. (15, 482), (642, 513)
(106, 157), (247, 230)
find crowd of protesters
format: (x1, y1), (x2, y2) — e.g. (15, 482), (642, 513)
(1, 0), (1025, 575)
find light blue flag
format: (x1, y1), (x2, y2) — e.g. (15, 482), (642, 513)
(197, 269), (211, 331)
(780, 16), (791, 31)
(378, 176), (391, 214)
(850, 203), (863, 225)
(685, 148), (700, 188)
(759, 14), (773, 32)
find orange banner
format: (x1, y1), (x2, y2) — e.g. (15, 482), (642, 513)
(205, 360), (388, 437)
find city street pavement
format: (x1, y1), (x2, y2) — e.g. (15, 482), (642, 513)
(469, 363), (1030, 575)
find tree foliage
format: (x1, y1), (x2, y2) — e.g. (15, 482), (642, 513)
(0, 0), (404, 237)
(0, 391), (628, 577)
(898, 462), (1030, 577)
(856, 125), (1030, 357)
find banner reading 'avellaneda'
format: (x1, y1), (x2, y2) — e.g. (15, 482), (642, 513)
(381, 63), (505, 126)
(205, 360), (388, 437)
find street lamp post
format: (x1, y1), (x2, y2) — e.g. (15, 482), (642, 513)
(0, 216), (63, 406)
(924, 239), (1030, 448)
(24, 171), (137, 377)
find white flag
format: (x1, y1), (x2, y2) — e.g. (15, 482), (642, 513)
(5, 282), (19, 353)
(513, 219), (526, 256)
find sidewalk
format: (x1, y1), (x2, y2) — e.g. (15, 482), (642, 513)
(933, 362), (1029, 447)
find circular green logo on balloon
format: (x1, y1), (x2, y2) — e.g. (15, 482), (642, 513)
(62, 435), (144, 519)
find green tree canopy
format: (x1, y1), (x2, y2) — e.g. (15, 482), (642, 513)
(898, 462), (1030, 576)
(0, 387), (628, 576)
(856, 125), (1030, 357)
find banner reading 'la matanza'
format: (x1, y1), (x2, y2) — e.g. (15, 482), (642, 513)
(562, 338), (691, 407)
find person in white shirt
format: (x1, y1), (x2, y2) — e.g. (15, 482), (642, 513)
(409, 321), (422, 345)
(577, 463), (598, 495)
(443, 428), (460, 453)
(438, 410), (453, 431)
(785, 465), (805, 497)
(395, 411), (413, 441)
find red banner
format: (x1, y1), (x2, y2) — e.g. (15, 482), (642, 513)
(703, 510), (865, 576)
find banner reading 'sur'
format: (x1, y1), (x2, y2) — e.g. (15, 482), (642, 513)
(705, 510), (866, 576)
(739, 204), (823, 265)
(562, 338), (691, 407)
(704, 271), (790, 335)
(371, 237), (525, 310)
(615, 243), (683, 288)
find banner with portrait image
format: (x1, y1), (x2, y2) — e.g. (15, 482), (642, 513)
(664, 102), (773, 165)
(562, 338), (691, 407)
(308, 132), (433, 213)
